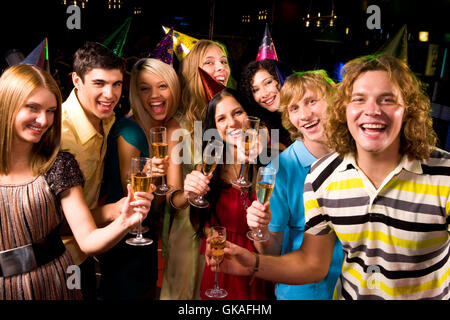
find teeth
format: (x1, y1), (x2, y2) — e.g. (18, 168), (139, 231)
(99, 102), (112, 106)
(304, 120), (319, 129)
(362, 123), (385, 129)
(151, 101), (163, 106)
(264, 97), (275, 104)
(29, 126), (42, 132)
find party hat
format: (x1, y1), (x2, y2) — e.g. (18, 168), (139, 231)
(20, 38), (50, 72)
(162, 26), (199, 61)
(256, 24), (278, 61)
(149, 28), (174, 66)
(377, 24), (408, 64)
(102, 17), (132, 57)
(198, 67), (226, 101)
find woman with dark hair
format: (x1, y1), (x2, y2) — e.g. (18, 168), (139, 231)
(183, 88), (273, 300)
(239, 59), (292, 152)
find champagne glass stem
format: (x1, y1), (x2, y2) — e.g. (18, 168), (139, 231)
(238, 162), (245, 180)
(214, 272), (219, 290)
(136, 218), (143, 240)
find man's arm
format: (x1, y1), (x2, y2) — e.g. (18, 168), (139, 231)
(210, 232), (336, 285)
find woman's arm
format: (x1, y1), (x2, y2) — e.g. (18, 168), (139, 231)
(60, 184), (152, 255)
(165, 118), (189, 209)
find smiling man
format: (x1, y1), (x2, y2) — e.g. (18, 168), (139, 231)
(208, 55), (450, 300)
(60, 41), (125, 300)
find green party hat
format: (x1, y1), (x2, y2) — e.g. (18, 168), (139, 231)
(102, 17), (132, 57)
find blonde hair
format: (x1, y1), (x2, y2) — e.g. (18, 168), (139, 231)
(129, 58), (180, 139)
(0, 64), (62, 175)
(279, 70), (336, 140)
(179, 39), (229, 134)
(326, 54), (436, 160)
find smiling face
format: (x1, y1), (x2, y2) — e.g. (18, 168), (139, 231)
(137, 71), (173, 123)
(14, 87), (57, 146)
(346, 70), (405, 158)
(201, 45), (230, 86)
(288, 88), (328, 150)
(251, 69), (280, 112)
(214, 95), (247, 145)
(72, 68), (123, 129)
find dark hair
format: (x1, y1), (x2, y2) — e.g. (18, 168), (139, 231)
(73, 41), (126, 81)
(239, 59), (292, 148)
(239, 59), (280, 103)
(190, 88), (257, 238)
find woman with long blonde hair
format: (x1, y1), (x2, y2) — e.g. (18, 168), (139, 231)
(100, 58), (181, 300)
(0, 64), (152, 300)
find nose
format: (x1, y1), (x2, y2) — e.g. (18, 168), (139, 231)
(215, 61), (224, 72)
(226, 116), (236, 128)
(364, 98), (382, 116)
(102, 85), (113, 99)
(36, 111), (51, 127)
(299, 105), (312, 120)
(151, 87), (160, 98)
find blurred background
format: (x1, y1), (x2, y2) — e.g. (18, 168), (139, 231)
(1, 0), (449, 149)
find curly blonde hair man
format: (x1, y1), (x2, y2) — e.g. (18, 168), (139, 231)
(326, 54), (436, 160)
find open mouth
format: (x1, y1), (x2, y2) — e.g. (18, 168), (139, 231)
(150, 101), (166, 114)
(226, 128), (242, 139)
(360, 123), (387, 135)
(215, 75), (226, 85)
(262, 96), (276, 106)
(27, 124), (44, 134)
(303, 120), (320, 130)
(97, 101), (114, 112)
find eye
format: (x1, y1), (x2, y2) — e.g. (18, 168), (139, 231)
(289, 105), (299, 112)
(379, 97), (396, 105)
(203, 60), (213, 65)
(47, 108), (57, 114)
(159, 84), (168, 89)
(114, 82), (123, 88)
(308, 99), (317, 105)
(221, 60), (228, 65)
(252, 88), (259, 94)
(140, 86), (150, 92)
(351, 97), (364, 103)
(26, 104), (38, 111)
(216, 116), (225, 123)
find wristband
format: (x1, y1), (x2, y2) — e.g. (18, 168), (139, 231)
(249, 252), (260, 286)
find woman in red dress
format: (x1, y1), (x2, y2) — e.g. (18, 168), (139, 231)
(184, 88), (274, 300)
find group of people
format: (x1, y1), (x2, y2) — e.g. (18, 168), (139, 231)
(0, 35), (448, 301)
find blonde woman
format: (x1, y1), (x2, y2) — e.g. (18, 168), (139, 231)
(160, 39), (231, 300)
(0, 64), (152, 300)
(100, 58), (181, 300)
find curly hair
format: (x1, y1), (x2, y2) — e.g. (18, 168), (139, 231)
(239, 59), (281, 106)
(326, 54), (436, 160)
(279, 70), (336, 141)
(179, 39), (229, 135)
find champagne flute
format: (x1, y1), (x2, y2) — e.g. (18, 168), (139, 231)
(247, 166), (277, 242)
(150, 126), (172, 196)
(231, 116), (260, 189)
(126, 170), (150, 235)
(189, 139), (224, 208)
(126, 157), (153, 246)
(205, 226), (228, 299)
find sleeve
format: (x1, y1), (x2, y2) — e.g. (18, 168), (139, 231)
(44, 152), (85, 197)
(118, 119), (149, 157)
(303, 173), (332, 236)
(268, 161), (290, 233)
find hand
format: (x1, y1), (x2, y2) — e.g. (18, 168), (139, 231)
(246, 200), (271, 233)
(205, 238), (255, 276)
(183, 169), (212, 199)
(120, 184), (154, 229)
(151, 156), (169, 177)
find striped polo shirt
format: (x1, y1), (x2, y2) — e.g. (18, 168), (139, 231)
(304, 149), (450, 300)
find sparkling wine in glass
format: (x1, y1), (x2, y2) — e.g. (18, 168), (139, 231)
(247, 166), (276, 242)
(231, 116), (260, 189)
(126, 171), (149, 235)
(126, 157), (153, 246)
(189, 139), (223, 208)
(205, 226), (228, 299)
(150, 127), (172, 196)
